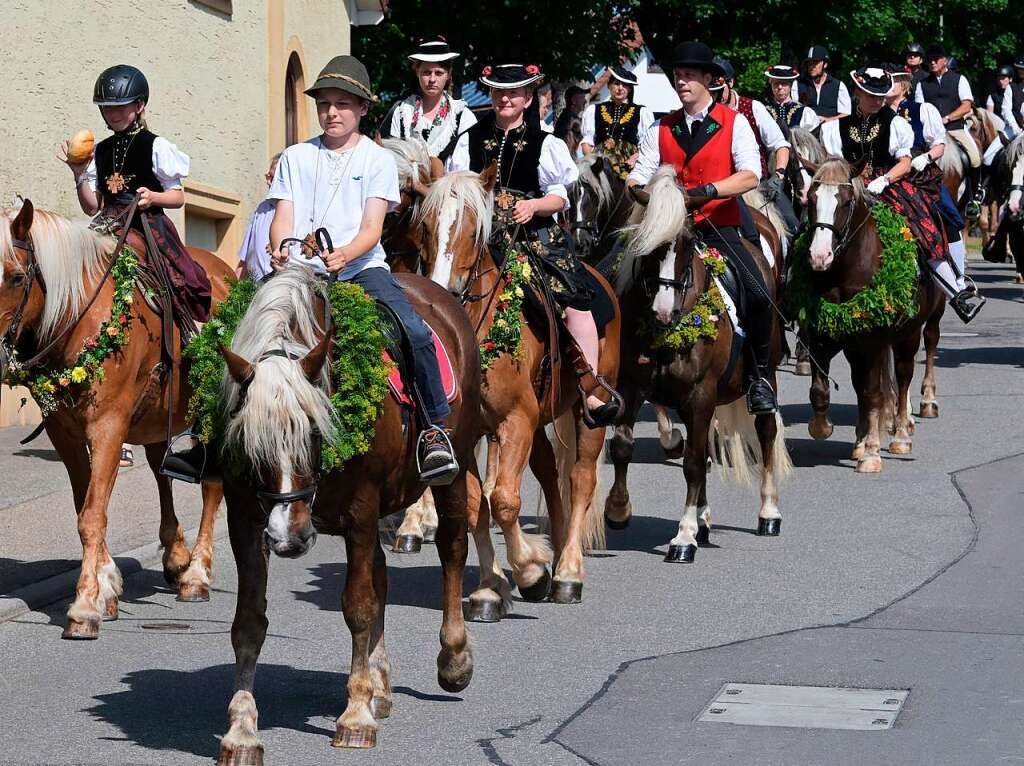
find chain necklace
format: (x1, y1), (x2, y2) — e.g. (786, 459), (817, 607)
(491, 122), (526, 212)
(105, 123), (143, 195)
(848, 112), (881, 177)
(305, 135), (360, 253)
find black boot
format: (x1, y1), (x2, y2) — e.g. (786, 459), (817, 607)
(949, 289), (986, 323)
(966, 167), (986, 220)
(747, 367), (778, 414)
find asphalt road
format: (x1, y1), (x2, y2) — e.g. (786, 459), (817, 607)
(0, 259), (1021, 766)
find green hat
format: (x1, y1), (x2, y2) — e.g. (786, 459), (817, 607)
(305, 55), (378, 103)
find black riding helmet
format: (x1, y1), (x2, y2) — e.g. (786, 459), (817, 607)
(904, 42), (925, 56)
(998, 64), (1015, 78)
(93, 65), (149, 106)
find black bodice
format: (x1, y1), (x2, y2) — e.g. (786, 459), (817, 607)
(838, 107), (896, 174)
(592, 101), (642, 147)
(95, 127), (163, 210)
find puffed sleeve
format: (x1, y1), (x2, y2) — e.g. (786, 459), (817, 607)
(821, 119), (842, 157)
(957, 75), (974, 103)
(445, 105), (477, 173)
(151, 137), (190, 190)
(888, 116), (914, 159)
(580, 103), (597, 147)
(628, 120), (662, 185)
(799, 107), (821, 131)
(914, 82), (925, 104)
(82, 158), (98, 193)
(638, 106), (656, 139)
(919, 103), (947, 147)
(836, 82), (852, 116)
(538, 135), (578, 207)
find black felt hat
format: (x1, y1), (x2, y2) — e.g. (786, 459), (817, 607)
(609, 65), (639, 86)
(668, 42), (725, 77)
(479, 63), (544, 90)
(305, 55), (378, 102)
(850, 66), (894, 97)
(926, 43), (948, 60)
(408, 35), (460, 63)
(765, 64), (799, 81)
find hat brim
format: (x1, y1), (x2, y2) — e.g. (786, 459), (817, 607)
(668, 59), (725, 78)
(480, 74), (543, 89)
(94, 96), (145, 106)
(765, 71), (799, 81)
(609, 70), (639, 87)
(849, 73), (892, 97)
(305, 79), (378, 103)
(409, 53), (460, 63)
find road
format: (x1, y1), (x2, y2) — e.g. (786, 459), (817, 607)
(0, 259), (1021, 766)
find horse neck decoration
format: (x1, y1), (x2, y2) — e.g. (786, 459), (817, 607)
(569, 154), (630, 263)
(0, 201), (229, 639)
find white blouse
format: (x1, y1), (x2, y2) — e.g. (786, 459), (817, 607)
(82, 135), (190, 192)
(389, 95), (477, 166)
(580, 102), (656, 148)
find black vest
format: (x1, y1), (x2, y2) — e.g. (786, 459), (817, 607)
(95, 128), (163, 210)
(592, 101), (643, 147)
(798, 75), (842, 117)
(467, 119), (553, 229)
(766, 101), (807, 130)
(1008, 82), (1024, 130)
(920, 72), (967, 130)
(839, 108), (896, 173)
(896, 100), (927, 151)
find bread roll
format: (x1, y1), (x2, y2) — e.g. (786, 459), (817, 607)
(67, 129), (95, 165)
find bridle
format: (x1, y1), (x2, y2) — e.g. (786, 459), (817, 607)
(1, 233), (45, 374)
(808, 181), (866, 254)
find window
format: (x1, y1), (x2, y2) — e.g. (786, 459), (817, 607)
(182, 181), (243, 267)
(285, 53), (304, 147)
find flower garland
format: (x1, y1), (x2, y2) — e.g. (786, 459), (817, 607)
(479, 232), (532, 369)
(5, 246), (140, 416)
(183, 279), (392, 474)
(411, 92), (450, 130)
(641, 245), (728, 350)
(785, 203), (919, 338)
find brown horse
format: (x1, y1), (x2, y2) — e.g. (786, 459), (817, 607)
(0, 202), (230, 638)
(382, 136), (444, 275)
(606, 167), (791, 557)
(939, 107), (1001, 214)
(568, 153), (632, 264)
(215, 267), (480, 760)
(414, 166), (620, 613)
(802, 159), (946, 471)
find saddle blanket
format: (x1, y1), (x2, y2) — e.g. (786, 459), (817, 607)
(386, 321), (458, 406)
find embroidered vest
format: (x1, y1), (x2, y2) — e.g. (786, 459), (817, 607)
(921, 72), (967, 130)
(467, 119), (551, 228)
(767, 101), (806, 130)
(897, 100), (927, 151)
(658, 104), (741, 227)
(593, 101), (642, 147)
(95, 128), (163, 210)
(838, 108), (896, 174)
(798, 75), (842, 117)
(734, 96), (769, 178)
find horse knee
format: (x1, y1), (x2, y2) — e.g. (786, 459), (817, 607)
(610, 427), (634, 464)
(489, 487), (521, 527)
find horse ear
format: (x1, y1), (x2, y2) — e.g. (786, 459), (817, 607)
(848, 156), (868, 180)
(479, 161), (499, 193)
(11, 199), (34, 240)
(429, 156), (445, 181)
(218, 344), (254, 384)
(300, 331), (333, 382)
(412, 166), (432, 198)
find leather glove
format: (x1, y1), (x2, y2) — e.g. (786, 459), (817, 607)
(911, 153), (932, 172)
(764, 173), (785, 200)
(685, 183), (718, 199)
(866, 175), (890, 195)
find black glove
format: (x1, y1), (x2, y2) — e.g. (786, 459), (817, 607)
(685, 183), (718, 199)
(763, 173), (785, 201)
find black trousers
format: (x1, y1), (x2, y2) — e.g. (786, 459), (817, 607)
(699, 224), (773, 371)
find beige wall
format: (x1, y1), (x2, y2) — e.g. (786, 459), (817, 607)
(0, 0), (350, 428)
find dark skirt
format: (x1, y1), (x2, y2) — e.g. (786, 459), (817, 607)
(877, 166), (948, 260)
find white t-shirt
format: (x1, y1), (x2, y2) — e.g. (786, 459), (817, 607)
(268, 135), (400, 280)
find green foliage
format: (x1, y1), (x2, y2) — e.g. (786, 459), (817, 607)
(640, 244), (728, 350)
(479, 233), (533, 369)
(786, 204), (919, 339)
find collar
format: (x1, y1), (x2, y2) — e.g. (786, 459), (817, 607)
(684, 98), (714, 123)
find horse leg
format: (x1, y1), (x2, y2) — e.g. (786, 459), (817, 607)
(889, 331), (921, 454)
(141, 444), (194, 592)
(754, 412), (783, 536)
(655, 404), (685, 459)
(432, 466), (475, 693)
(368, 542), (392, 720)
(808, 340), (835, 440)
(604, 386), (644, 528)
(482, 433), (499, 503)
(177, 479), (222, 602)
(665, 393), (715, 563)
(852, 350), (884, 473)
(465, 474), (512, 623)
(919, 307), (942, 418)
(529, 427), (566, 555)
(218, 501), (270, 766)
(392, 489), (436, 554)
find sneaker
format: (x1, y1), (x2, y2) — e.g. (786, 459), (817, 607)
(746, 377), (778, 415)
(949, 290), (986, 324)
(119, 446), (134, 468)
(418, 426), (459, 486)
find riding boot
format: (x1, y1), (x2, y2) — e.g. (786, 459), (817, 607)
(949, 290), (986, 323)
(982, 213), (1011, 263)
(965, 166), (985, 220)
(744, 316), (777, 415)
(564, 338), (624, 429)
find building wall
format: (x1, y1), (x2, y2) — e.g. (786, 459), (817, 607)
(0, 0), (350, 428)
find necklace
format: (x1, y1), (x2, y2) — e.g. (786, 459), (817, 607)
(848, 113), (881, 176)
(307, 135), (360, 252)
(105, 124), (142, 195)
(412, 92), (450, 132)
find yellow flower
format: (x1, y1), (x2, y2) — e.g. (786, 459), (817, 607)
(521, 263), (532, 279)
(499, 291), (512, 302)
(900, 227), (913, 241)
(123, 294), (133, 305)
(496, 319), (508, 329)
(70, 366), (87, 383)
(106, 325), (120, 337)
(514, 286), (524, 298)
(41, 381), (56, 394)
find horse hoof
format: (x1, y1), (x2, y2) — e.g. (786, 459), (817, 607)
(332, 726), (377, 749)
(757, 518), (782, 536)
(102, 597), (119, 621)
(371, 696), (392, 720)
(393, 534), (422, 554)
(518, 567), (552, 602)
(808, 418), (833, 440)
(217, 743), (264, 766)
(62, 616), (101, 640)
(550, 580), (582, 604)
(421, 524), (437, 543)
(856, 455), (883, 474)
(604, 510), (631, 530)
(888, 439), (912, 455)
(919, 402), (939, 418)
(664, 544), (697, 563)
(177, 583), (211, 602)
(466, 599), (506, 623)
(794, 361), (812, 376)
(695, 526), (711, 546)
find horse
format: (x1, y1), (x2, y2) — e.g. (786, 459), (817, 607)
(801, 158), (946, 471)
(938, 107), (1002, 214)
(0, 202), (230, 639)
(381, 136), (442, 275)
(985, 133), (1024, 273)
(606, 166), (792, 560)
(568, 153), (632, 264)
(215, 266), (480, 759)
(415, 165), (620, 613)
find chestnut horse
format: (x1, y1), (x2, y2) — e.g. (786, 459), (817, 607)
(606, 166), (791, 559)
(802, 159), (946, 471)
(415, 166), (620, 614)
(215, 267), (480, 759)
(0, 202), (229, 639)
(939, 107), (1001, 215)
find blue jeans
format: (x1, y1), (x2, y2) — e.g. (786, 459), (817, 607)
(349, 267), (451, 424)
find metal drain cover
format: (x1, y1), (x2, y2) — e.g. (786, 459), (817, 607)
(697, 683), (908, 731)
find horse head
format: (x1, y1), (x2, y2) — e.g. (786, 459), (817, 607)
(416, 164), (496, 294)
(381, 137), (438, 270)
(806, 158), (865, 271)
(570, 154), (622, 260)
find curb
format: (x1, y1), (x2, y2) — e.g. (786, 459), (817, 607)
(0, 518), (227, 624)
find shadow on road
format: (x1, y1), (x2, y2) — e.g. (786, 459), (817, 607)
(936, 345), (1024, 368)
(12, 447), (61, 462)
(0, 557), (81, 597)
(785, 437), (857, 468)
(780, 402), (859, 427)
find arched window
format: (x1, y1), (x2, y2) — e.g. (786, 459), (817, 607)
(285, 53), (304, 147)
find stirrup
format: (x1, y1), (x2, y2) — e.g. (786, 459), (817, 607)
(579, 376), (624, 430)
(746, 377), (778, 415)
(160, 431), (207, 484)
(416, 426), (459, 486)
(950, 292), (985, 324)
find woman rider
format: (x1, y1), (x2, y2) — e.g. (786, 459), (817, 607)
(579, 66), (655, 177)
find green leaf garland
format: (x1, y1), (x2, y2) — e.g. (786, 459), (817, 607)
(641, 244), (728, 350)
(479, 233), (533, 369)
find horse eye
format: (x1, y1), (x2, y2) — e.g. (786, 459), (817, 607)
(7, 273), (25, 287)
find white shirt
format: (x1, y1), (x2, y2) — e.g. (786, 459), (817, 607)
(82, 135), (190, 192)
(268, 135), (400, 279)
(915, 72), (974, 107)
(389, 95), (477, 170)
(917, 101), (947, 148)
(821, 113), (915, 159)
(628, 99), (763, 186)
(804, 78), (851, 117)
(986, 90), (1021, 138)
(579, 102), (657, 148)
(745, 98), (791, 152)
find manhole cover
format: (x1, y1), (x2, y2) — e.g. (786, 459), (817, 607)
(140, 622), (192, 631)
(697, 683), (908, 731)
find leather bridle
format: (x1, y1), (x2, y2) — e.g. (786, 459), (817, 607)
(1, 233), (44, 370)
(808, 181), (864, 255)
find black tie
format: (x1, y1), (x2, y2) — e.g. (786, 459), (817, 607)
(690, 118), (702, 138)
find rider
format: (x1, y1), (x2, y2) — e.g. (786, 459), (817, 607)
(579, 65), (655, 174)
(916, 44), (985, 218)
(270, 55), (459, 484)
(987, 64), (1023, 140)
(628, 41), (777, 414)
(378, 35), (477, 168)
(764, 64), (821, 132)
(823, 66), (984, 323)
(797, 45), (851, 123)
(904, 42), (929, 89)
(448, 63), (621, 426)
(59, 64), (212, 334)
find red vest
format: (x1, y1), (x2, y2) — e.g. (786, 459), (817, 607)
(658, 103), (742, 227)
(735, 96), (769, 179)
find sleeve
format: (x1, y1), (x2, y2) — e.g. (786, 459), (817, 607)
(446, 130), (471, 173)
(266, 147), (294, 201)
(538, 135), (578, 207)
(368, 149), (402, 212)
(638, 106), (656, 139)
(888, 116), (914, 159)
(151, 137), (190, 190)
(986, 94), (995, 110)
(580, 104), (597, 146)
(920, 103), (947, 147)
(82, 157), (98, 193)
(958, 75), (974, 103)
(627, 120), (662, 185)
(384, 101), (403, 139)
(731, 113), (763, 179)
(915, 83), (925, 104)
(800, 107), (821, 130)
(752, 100), (789, 150)
(836, 82), (852, 116)
(821, 120), (842, 156)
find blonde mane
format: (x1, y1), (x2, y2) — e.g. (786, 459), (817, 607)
(0, 207), (114, 341)
(574, 154), (615, 214)
(381, 136), (432, 191)
(616, 165), (689, 294)
(811, 158), (866, 200)
(790, 127), (828, 166)
(417, 170), (494, 245)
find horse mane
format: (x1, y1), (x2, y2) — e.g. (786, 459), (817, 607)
(969, 108), (1001, 141)
(811, 158), (866, 201)
(417, 170), (493, 245)
(616, 165), (689, 294)
(0, 207), (114, 341)
(790, 127), (827, 166)
(381, 136), (431, 190)
(574, 154), (614, 214)
(222, 267), (337, 474)
(742, 188), (790, 242)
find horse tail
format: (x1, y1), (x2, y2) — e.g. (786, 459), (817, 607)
(616, 165), (689, 293)
(709, 399), (793, 485)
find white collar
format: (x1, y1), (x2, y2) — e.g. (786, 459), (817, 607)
(684, 98), (714, 123)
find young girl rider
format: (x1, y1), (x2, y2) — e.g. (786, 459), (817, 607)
(269, 55), (459, 484)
